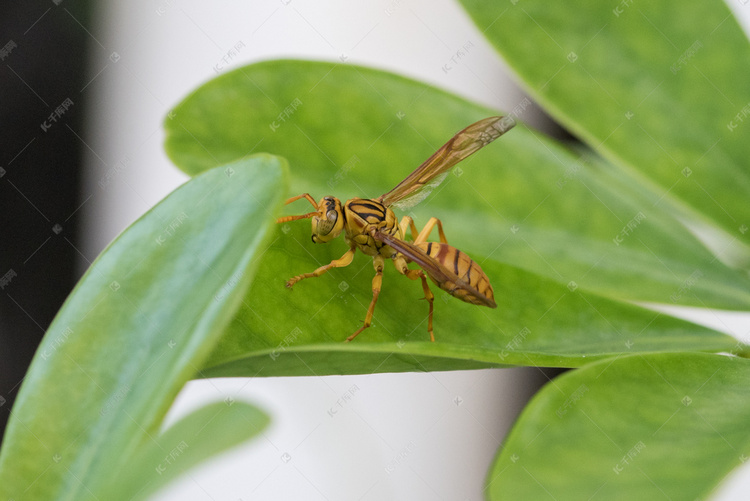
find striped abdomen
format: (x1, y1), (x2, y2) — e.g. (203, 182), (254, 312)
(416, 242), (496, 308)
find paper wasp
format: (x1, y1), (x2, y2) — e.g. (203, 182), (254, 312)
(277, 116), (516, 342)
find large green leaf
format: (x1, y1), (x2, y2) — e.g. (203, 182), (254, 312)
(487, 353), (750, 500)
(160, 59), (738, 373)
(199, 220), (731, 374)
(0, 157), (285, 500)
(164, 60), (750, 311)
(460, 0), (750, 266)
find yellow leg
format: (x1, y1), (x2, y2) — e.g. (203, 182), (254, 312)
(398, 216), (421, 241)
(276, 193), (319, 224)
(286, 248), (355, 288)
(409, 269), (435, 342)
(346, 255), (385, 342)
(393, 256), (436, 342)
(413, 217), (448, 245)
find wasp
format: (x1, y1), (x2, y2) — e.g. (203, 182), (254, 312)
(277, 116), (516, 342)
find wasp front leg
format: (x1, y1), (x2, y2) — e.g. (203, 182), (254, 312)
(286, 247), (355, 288)
(346, 255), (385, 342)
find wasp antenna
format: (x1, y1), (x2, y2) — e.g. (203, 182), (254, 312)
(284, 193), (319, 209)
(276, 211), (320, 224)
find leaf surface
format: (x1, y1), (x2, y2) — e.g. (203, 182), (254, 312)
(460, 0), (750, 266)
(165, 60), (750, 311)
(0, 157), (285, 500)
(161, 61), (737, 374)
(487, 353), (750, 500)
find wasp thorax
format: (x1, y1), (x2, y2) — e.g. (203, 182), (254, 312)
(311, 196), (344, 243)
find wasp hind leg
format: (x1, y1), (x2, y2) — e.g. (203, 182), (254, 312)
(412, 270), (435, 342)
(346, 255), (385, 342)
(394, 255), (436, 342)
(286, 248), (355, 288)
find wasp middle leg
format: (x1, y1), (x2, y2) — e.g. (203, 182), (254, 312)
(398, 215), (420, 241)
(286, 247), (355, 288)
(346, 255), (385, 342)
(413, 217), (448, 245)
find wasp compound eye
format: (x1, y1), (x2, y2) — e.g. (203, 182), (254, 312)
(317, 215), (335, 235)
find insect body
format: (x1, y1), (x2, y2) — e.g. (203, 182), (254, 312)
(416, 242), (494, 307)
(277, 116), (516, 342)
(343, 198), (401, 256)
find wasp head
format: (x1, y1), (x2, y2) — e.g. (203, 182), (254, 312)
(311, 196), (344, 243)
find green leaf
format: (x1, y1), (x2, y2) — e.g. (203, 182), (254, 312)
(486, 352), (750, 500)
(100, 401), (269, 501)
(159, 59), (738, 373)
(164, 60), (750, 310)
(0, 156), (286, 500)
(200, 222), (733, 375)
(459, 0), (750, 265)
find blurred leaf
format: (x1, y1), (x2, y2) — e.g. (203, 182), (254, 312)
(487, 352), (750, 500)
(101, 401), (269, 501)
(460, 0), (750, 266)
(0, 157), (286, 500)
(164, 60), (750, 310)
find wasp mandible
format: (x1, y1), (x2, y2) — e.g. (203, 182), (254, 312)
(277, 116), (516, 342)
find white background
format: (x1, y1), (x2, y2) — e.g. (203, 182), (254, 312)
(79, 1), (750, 499)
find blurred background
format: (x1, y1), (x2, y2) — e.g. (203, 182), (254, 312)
(2, 1), (749, 499)
(1, 1), (92, 444)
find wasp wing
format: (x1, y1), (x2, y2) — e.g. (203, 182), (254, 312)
(372, 230), (496, 308)
(378, 115), (516, 210)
